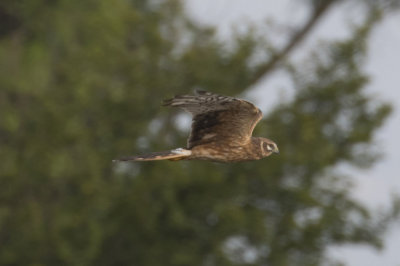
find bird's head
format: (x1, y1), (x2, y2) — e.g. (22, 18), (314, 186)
(259, 138), (279, 157)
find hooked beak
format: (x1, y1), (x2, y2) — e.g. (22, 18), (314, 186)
(273, 146), (279, 154)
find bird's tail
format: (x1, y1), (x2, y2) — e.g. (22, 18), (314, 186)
(113, 148), (191, 162)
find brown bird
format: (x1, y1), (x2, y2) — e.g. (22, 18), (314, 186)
(113, 90), (279, 163)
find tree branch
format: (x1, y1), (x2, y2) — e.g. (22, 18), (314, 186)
(248, 0), (340, 86)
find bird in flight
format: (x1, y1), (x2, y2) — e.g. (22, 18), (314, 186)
(113, 90), (279, 163)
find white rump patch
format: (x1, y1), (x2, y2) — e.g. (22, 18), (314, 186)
(171, 148), (192, 156)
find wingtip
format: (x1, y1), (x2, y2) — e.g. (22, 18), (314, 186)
(162, 93), (187, 106)
(194, 89), (210, 95)
(112, 157), (135, 162)
(162, 98), (172, 106)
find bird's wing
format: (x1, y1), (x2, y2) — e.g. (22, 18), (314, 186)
(163, 90), (262, 148)
(113, 148), (191, 162)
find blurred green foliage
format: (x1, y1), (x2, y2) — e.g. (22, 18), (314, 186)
(0, 0), (398, 265)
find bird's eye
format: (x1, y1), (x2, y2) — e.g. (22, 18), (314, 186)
(263, 142), (272, 151)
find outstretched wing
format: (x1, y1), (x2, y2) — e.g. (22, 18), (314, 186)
(113, 148), (192, 162)
(163, 90), (262, 149)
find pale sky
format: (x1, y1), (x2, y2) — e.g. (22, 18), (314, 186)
(184, 1), (400, 265)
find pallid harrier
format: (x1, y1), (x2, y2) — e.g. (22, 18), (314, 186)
(113, 90), (279, 163)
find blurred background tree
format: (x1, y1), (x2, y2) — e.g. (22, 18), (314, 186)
(0, 0), (399, 265)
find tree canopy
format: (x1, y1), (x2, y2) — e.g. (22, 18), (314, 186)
(0, 0), (399, 265)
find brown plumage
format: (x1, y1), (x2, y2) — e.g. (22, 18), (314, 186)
(113, 90), (279, 163)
